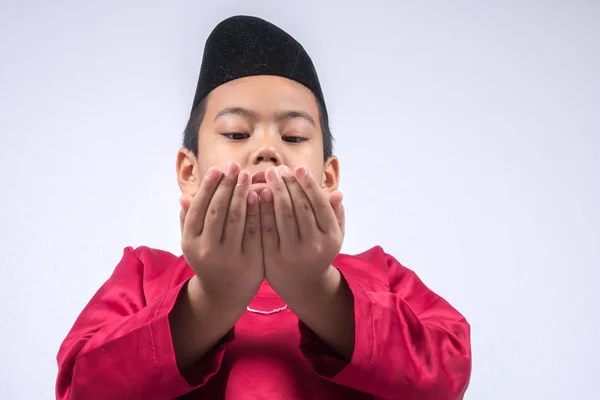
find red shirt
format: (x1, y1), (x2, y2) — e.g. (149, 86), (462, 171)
(56, 246), (471, 399)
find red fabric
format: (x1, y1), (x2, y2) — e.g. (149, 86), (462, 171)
(56, 246), (471, 399)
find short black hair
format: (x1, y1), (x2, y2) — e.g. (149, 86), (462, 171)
(182, 96), (334, 162)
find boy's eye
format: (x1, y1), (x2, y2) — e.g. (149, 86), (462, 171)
(282, 136), (307, 143)
(223, 133), (250, 140)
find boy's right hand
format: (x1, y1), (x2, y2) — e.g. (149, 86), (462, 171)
(180, 162), (263, 307)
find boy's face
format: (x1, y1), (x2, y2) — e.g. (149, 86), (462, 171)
(177, 75), (339, 196)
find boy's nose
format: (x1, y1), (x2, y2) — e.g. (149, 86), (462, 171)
(251, 146), (281, 166)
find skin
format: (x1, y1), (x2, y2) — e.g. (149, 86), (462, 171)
(170, 75), (355, 374)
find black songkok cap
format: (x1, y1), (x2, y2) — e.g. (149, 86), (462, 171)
(191, 15), (327, 117)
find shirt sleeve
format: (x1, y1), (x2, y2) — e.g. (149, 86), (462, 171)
(299, 249), (472, 400)
(55, 247), (233, 400)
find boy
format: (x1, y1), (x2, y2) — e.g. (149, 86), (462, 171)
(56, 15), (471, 399)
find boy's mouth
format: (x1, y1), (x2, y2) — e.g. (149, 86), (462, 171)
(251, 172), (267, 184)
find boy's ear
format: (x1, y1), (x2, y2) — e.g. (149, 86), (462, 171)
(321, 155), (339, 193)
(176, 148), (201, 196)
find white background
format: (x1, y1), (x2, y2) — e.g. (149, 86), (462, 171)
(1, 1), (598, 399)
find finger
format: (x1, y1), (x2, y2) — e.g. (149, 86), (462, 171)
(283, 167), (317, 241)
(329, 191), (345, 237)
(183, 167), (222, 238)
(203, 162), (240, 244)
(329, 191), (343, 217)
(295, 166), (339, 234)
(260, 188), (279, 254)
(242, 191), (261, 256)
(338, 204), (345, 237)
(179, 194), (193, 234)
(222, 170), (250, 245)
(266, 166), (298, 246)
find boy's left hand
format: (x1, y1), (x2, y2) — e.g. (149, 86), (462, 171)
(259, 165), (345, 300)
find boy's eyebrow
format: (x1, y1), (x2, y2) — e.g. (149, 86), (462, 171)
(214, 107), (316, 126)
(214, 107), (258, 122)
(275, 110), (316, 127)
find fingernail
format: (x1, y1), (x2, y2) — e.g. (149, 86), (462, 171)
(237, 171), (249, 185)
(205, 168), (220, 180)
(266, 167), (279, 182)
(296, 166), (308, 178)
(247, 192), (256, 205)
(263, 189), (273, 202)
(225, 162), (239, 176)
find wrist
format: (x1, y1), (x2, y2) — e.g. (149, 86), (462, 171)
(188, 276), (249, 319)
(278, 266), (340, 313)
